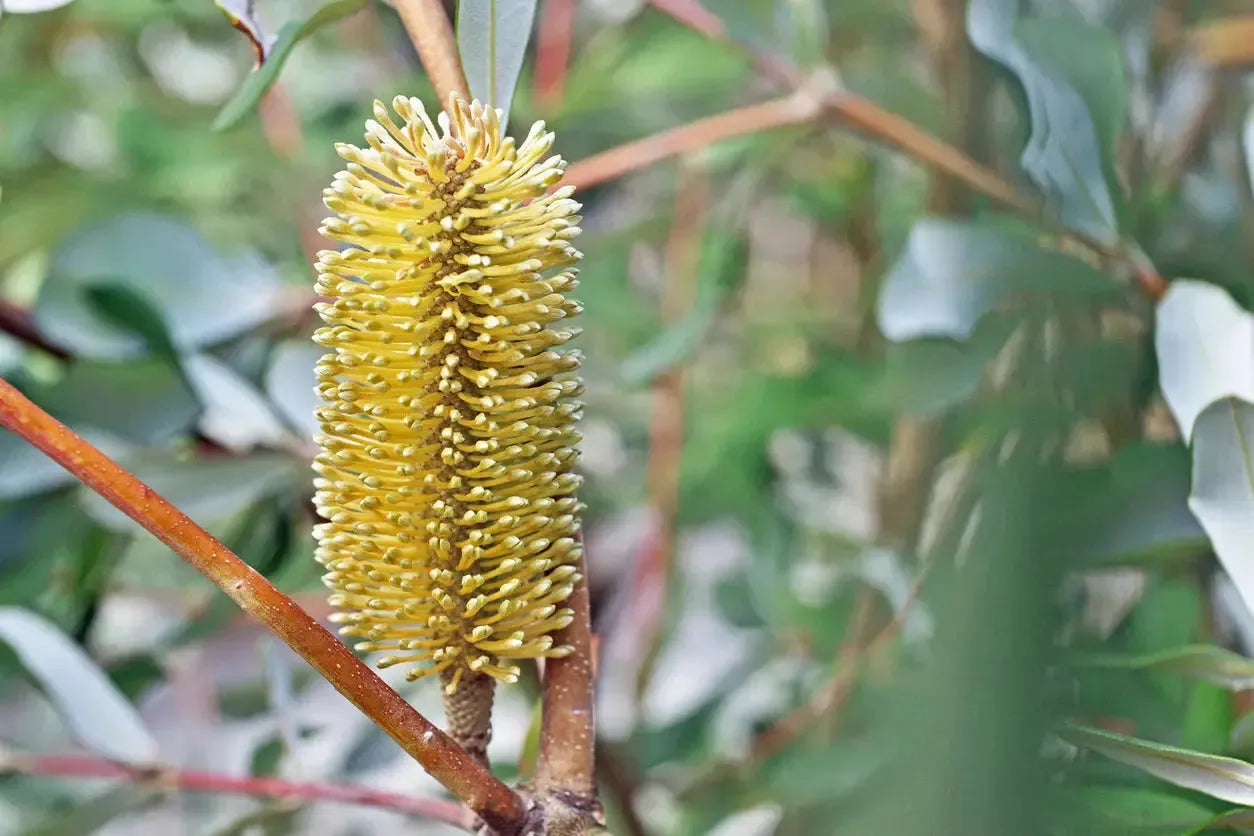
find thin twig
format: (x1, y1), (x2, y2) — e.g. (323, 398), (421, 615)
(533, 532), (602, 828)
(630, 165), (708, 701)
(649, 0), (1173, 302)
(0, 300), (67, 358)
(534, 0), (576, 110)
(749, 588), (878, 761)
(562, 92), (820, 190)
(2, 752), (474, 829)
(393, 0), (470, 106)
(0, 380), (528, 836)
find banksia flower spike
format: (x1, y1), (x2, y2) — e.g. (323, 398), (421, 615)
(312, 94), (583, 762)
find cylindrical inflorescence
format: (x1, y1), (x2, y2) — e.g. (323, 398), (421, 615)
(312, 94), (583, 694)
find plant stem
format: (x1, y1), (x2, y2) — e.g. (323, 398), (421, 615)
(2, 752), (474, 828)
(0, 300), (67, 358)
(394, 0), (470, 106)
(533, 534), (601, 827)
(0, 379), (528, 836)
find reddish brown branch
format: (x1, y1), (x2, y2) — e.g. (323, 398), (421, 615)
(533, 534), (602, 829)
(562, 93), (819, 191)
(0, 379), (528, 836)
(630, 167), (708, 700)
(394, 0), (470, 106)
(0, 300), (68, 358)
(3, 752), (474, 828)
(534, 0), (576, 110)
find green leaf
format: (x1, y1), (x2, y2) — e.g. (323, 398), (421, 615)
(35, 214), (285, 360)
(212, 0), (369, 131)
(0, 426), (134, 500)
(0, 606), (158, 764)
(876, 218), (1116, 341)
(1071, 645), (1254, 690)
(967, 0), (1122, 241)
(456, 0), (538, 127)
(31, 359), (199, 445)
(182, 353), (289, 452)
(1061, 786), (1215, 834)
(82, 282), (180, 364)
(77, 453), (302, 533)
(1155, 280), (1254, 441)
(620, 228), (747, 385)
(1187, 398), (1254, 619)
(264, 340), (322, 440)
(1063, 724), (1254, 806)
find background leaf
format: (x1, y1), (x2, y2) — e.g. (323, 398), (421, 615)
(1063, 724), (1254, 806)
(456, 0), (538, 127)
(876, 218), (1115, 341)
(212, 0), (369, 132)
(0, 607), (158, 764)
(1155, 280), (1254, 440)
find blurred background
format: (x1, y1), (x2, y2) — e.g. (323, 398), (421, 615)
(3, 0), (1254, 833)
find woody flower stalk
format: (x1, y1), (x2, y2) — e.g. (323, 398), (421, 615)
(313, 93), (585, 765)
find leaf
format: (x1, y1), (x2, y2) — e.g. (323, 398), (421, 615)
(1155, 280), (1254, 441)
(456, 0), (538, 128)
(1060, 786), (1215, 834)
(264, 340), (323, 440)
(1071, 645), (1254, 690)
(2, 0), (78, 12)
(967, 0), (1122, 241)
(0, 426), (133, 500)
(78, 453), (302, 533)
(1062, 724), (1254, 806)
(213, 0), (369, 131)
(182, 353), (289, 452)
(82, 283), (180, 364)
(0, 607), (158, 764)
(620, 229), (747, 384)
(32, 360), (199, 445)
(1188, 398), (1254, 618)
(35, 214), (285, 361)
(876, 218), (1115, 341)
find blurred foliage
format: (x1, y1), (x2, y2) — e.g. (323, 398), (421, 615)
(3, 1), (1254, 835)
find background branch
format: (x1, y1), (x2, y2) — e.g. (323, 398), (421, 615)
(0, 380), (529, 836)
(2, 752), (474, 829)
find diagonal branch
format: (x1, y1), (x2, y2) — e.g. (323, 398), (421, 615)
(563, 92), (820, 190)
(2, 752), (474, 828)
(0, 379), (529, 836)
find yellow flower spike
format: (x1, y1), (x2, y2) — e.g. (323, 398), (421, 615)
(312, 94), (582, 764)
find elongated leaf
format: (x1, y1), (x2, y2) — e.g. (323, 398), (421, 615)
(0, 607), (158, 764)
(1188, 398), (1254, 617)
(877, 218), (1115, 341)
(1063, 724), (1254, 806)
(457, 0), (538, 128)
(968, 0), (1122, 241)
(1155, 280), (1254, 440)
(213, 0), (369, 131)
(1072, 645), (1254, 690)
(182, 353), (289, 452)
(1058, 786), (1215, 835)
(2, 0), (78, 12)
(620, 229), (747, 384)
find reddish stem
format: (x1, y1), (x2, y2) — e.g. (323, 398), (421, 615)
(4, 753), (473, 828)
(534, 0), (576, 110)
(0, 379), (528, 836)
